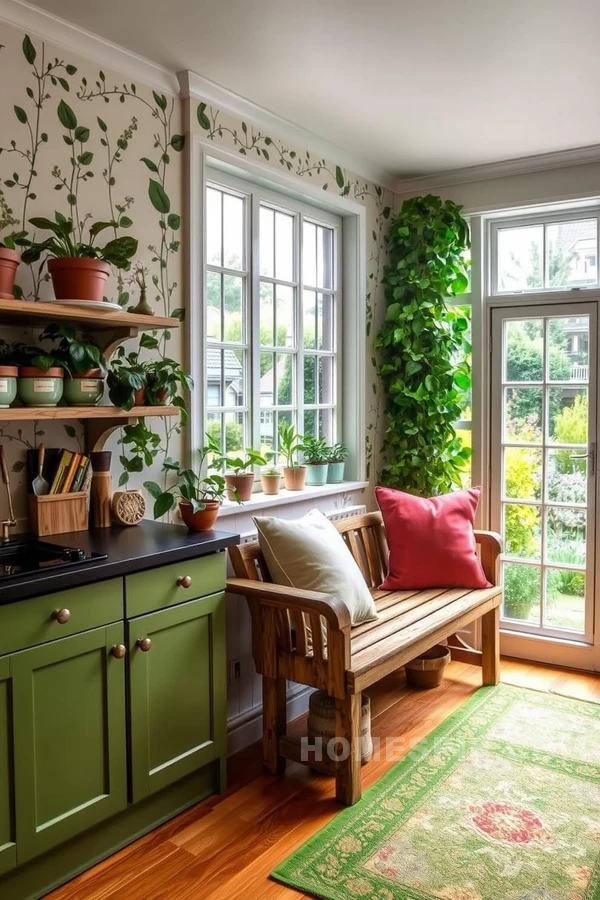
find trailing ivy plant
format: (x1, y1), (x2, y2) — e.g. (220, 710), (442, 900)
(375, 194), (472, 495)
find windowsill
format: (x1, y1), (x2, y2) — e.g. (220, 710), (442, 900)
(217, 480), (369, 517)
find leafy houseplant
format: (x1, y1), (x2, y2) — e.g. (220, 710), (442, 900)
(107, 345), (147, 411)
(375, 195), (472, 495)
(22, 212), (137, 302)
(327, 442), (349, 484)
(278, 421), (306, 491)
(261, 466), (281, 496)
(40, 323), (106, 406)
(118, 420), (162, 489)
(144, 434), (241, 531)
(302, 435), (329, 486)
(8, 340), (66, 407)
(212, 446), (268, 501)
(144, 357), (194, 420)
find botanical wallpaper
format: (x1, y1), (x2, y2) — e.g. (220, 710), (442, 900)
(0, 23), (184, 524)
(0, 19), (391, 528)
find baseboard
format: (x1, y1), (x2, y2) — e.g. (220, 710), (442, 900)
(227, 686), (313, 756)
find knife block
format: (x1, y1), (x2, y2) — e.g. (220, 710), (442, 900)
(28, 493), (88, 537)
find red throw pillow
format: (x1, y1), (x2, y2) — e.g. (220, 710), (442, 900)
(375, 486), (490, 590)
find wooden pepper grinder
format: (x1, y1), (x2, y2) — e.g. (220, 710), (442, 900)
(89, 451), (113, 528)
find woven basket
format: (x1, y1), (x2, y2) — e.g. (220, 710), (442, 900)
(405, 644), (451, 689)
(307, 690), (372, 766)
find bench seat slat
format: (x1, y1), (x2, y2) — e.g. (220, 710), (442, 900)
(350, 586), (502, 681)
(351, 587), (449, 637)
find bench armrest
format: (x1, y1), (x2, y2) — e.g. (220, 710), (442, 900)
(226, 577), (352, 632)
(474, 531), (503, 586)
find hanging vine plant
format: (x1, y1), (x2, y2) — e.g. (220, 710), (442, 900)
(375, 194), (472, 495)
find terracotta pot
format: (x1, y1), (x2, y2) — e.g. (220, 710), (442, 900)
(225, 472), (254, 501)
(405, 644), (451, 689)
(261, 473), (281, 496)
(134, 386), (147, 406)
(283, 465), (306, 491)
(0, 248), (20, 300)
(48, 257), (110, 302)
(179, 500), (221, 532)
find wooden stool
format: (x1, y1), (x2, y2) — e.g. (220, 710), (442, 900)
(307, 690), (372, 767)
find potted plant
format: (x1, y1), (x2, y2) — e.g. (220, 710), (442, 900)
(0, 340), (18, 408)
(327, 442), (349, 483)
(11, 342), (65, 407)
(107, 346), (147, 410)
(212, 447), (268, 501)
(144, 357), (194, 418)
(22, 212), (137, 302)
(278, 421), (306, 491)
(144, 435), (241, 532)
(261, 466), (281, 496)
(39, 323), (106, 407)
(0, 192), (26, 300)
(302, 436), (330, 486)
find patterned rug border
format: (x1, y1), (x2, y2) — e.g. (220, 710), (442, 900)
(271, 683), (600, 900)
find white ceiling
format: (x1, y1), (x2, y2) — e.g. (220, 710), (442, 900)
(26, 0), (600, 180)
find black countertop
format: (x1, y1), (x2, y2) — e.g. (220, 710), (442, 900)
(0, 521), (239, 605)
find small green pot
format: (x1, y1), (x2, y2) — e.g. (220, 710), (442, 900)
(0, 366), (18, 408)
(18, 367), (64, 407)
(327, 461), (346, 483)
(64, 369), (105, 407)
(305, 463), (329, 486)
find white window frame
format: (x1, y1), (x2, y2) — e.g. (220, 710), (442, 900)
(187, 140), (368, 496)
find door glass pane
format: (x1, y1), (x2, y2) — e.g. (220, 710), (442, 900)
(546, 508), (586, 563)
(546, 219), (597, 289)
(548, 317), (588, 382)
(503, 563), (541, 623)
(504, 504), (541, 560)
(504, 387), (543, 441)
(545, 569), (585, 631)
(547, 388), (588, 443)
(547, 450), (587, 503)
(497, 226), (544, 292)
(505, 319), (543, 381)
(503, 447), (542, 500)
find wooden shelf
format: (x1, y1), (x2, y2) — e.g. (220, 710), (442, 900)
(0, 405), (177, 421)
(0, 405), (178, 452)
(0, 298), (179, 332)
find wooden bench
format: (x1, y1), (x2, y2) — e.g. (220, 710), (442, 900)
(227, 511), (503, 805)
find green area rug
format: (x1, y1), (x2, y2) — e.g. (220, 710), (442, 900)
(272, 684), (600, 900)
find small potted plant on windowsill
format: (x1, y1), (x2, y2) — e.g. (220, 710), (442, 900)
(261, 466), (281, 496)
(212, 446), (269, 501)
(40, 323), (106, 407)
(327, 441), (349, 483)
(22, 212), (137, 302)
(302, 436), (330, 486)
(144, 435), (241, 531)
(279, 422), (306, 491)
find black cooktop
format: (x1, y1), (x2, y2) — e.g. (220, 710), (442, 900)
(0, 538), (107, 582)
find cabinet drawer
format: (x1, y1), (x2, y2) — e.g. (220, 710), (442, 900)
(125, 553), (226, 617)
(0, 579), (122, 657)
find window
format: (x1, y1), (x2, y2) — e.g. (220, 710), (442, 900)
(204, 170), (341, 467)
(491, 212), (600, 295)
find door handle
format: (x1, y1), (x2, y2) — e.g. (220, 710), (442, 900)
(570, 442), (595, 475)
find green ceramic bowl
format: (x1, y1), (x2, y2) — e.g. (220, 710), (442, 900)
(0, 366), (18, 408)
(18, 367), (64, 407)
(64, 370), (105, 407)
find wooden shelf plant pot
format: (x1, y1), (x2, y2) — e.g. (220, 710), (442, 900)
(0, 248), (20, 299)
(63, 369), (105, 407)
(48, 257), (110, 303)
(0, 365), (18, 408)
(17, 367), (65, 407)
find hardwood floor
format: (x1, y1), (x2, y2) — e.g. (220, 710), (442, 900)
(47, 658), (600, 900)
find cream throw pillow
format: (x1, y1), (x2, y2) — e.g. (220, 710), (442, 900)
(253, 509), (378, 625)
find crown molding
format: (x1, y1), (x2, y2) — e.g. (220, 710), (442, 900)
(0, 0), (179, 94)
(394, 143), (600, 195)
(179, 70), (397, 192)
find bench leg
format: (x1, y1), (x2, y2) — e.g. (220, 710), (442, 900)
(335, 693), (362, 805)
(262, 675), (287, 775)
(482, 606), (500, 686)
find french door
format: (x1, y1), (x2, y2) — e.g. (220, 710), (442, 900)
(490, 302), (598, 663)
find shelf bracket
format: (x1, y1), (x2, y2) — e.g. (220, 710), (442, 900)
(84, 416), (136, 453)
(100, 327), (139, 360)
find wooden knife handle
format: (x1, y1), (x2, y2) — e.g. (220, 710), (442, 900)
(38, 443), (45, 472)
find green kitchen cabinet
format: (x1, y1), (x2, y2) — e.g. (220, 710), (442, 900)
(0, 657), (16, 877)
(11, 623), (128, 863)
(128, 591), (226, 802)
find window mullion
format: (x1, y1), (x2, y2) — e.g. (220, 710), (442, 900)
(250, 188), (262, 458)
(297, 211), (305, 437)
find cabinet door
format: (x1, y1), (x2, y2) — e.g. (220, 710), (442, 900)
(12, 624), (128, 863)
(0, 657), (16, 876)
(129, 592), (226, 802)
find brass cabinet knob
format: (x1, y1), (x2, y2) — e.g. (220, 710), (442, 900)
(177, 575), (192, 588)
(136, 637), (152, 652)
(52, 608), (71, 624)
(111, 644), (127, 660)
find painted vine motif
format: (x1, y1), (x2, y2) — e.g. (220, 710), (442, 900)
(197, 102), (392, 480)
